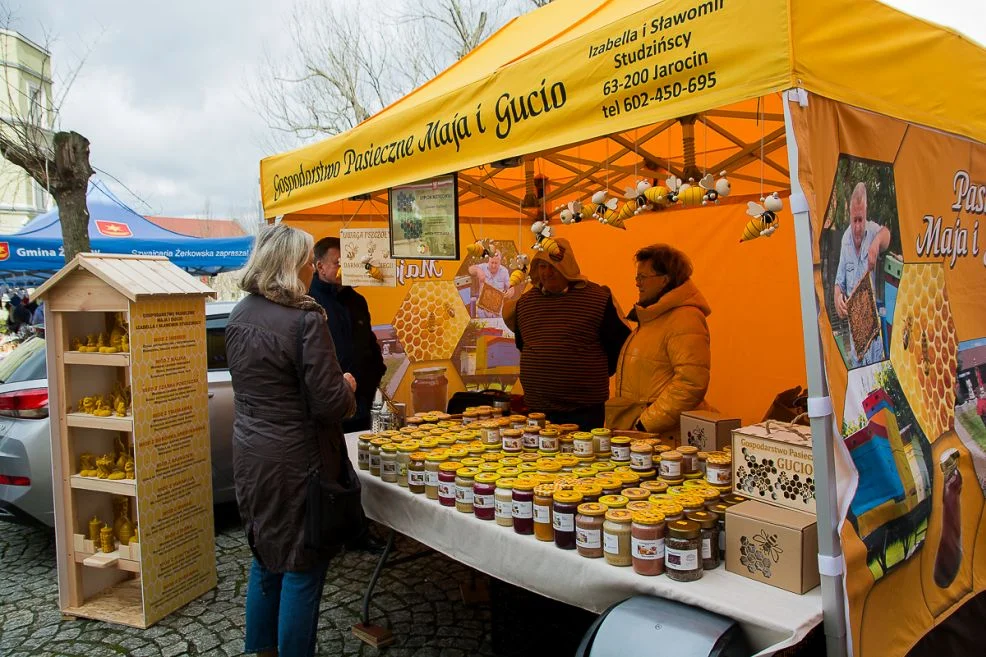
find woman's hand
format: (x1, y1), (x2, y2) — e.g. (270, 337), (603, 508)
(343, 373), (357, 391)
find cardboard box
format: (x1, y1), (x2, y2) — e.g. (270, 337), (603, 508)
(732, 421), (816, 514)
(680, 410), (741, 452)
(726, 500), (820, 594)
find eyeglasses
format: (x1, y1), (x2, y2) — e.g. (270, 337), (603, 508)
(634, 273), (663, 282)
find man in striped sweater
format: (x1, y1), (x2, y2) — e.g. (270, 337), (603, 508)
(503, 237), (630, 430)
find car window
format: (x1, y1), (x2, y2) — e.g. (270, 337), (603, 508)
(206, 315), (228, 371)
(3, 338), (47, 383)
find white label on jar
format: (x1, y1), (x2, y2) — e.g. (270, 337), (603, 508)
(702, 537), (712, 559)
(665, 546), (699, 570)
(576, 528), (602, 549)
(358, 451), (369, 465)
(595, 436), (611, 453)
(574, 441), (594, 457)
(533, 504), (551, 524)
(527, 418), (541, 428)
(603, 532), (620, 554)
(502, 436), (522, 451)
(553, 512), (574, 532)
(630, 452), (653, 469)
(483, 429), (500, 444)
(512, 500), (533, 519)
(611, 445), (631, 461)
(560, 443), (574, 454)
(707, 465), (731, 485)
(370, 454), (381, 468)
(660, 460), (681, 478)
(495, 498), (513, 518)
(632, 537), (665, 560)
(398, 463), (408, 477)
(455, 485), (474, 504)
(522, 432), (539, 449)
(382, 461), (398, 475)
(426, 470), (439, 487)
(475, 493), (494, 509)
(438, 481), (455, 498)
(539, 437), (559, 451)
(409, 471), (427, 486)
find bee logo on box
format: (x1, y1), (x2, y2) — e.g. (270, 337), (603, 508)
(686, 426), (706, 448)
(740, 530), (784, 577)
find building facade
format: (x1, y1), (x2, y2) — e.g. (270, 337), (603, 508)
(0, 29), (53, 234)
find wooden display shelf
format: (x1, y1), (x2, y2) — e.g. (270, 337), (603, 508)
(61, 577), (146, 629)
(75, 549), (141, 573)
(66, 412), (133, 432)
(70, 474), (136, 496)
(63, 351), (131, 367)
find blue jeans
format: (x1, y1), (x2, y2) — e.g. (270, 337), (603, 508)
(245, 557), (328, 657)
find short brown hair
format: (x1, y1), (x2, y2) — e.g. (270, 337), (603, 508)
(635, 244), (693, 289)
(314, 236), (341, 261)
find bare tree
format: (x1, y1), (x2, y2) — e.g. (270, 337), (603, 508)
(0, 7), (98, 261)
(252, 0), (526, 146)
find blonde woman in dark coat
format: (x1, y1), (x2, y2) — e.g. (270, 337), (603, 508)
(225, 224), (356, 657)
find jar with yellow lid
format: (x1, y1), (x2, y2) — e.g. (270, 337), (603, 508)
(494, 478), (517, 527)
(357, 434), (374, 471)
(448, 447), (469, 460)
(518, 452), (540, 463)
(652, 500), (684, 522)
(683, 478), (708, 488)
(481, 449), (501, 461)
(533, 484), (557, 542)
(629, 441), (654, 472)
(399, 425), (417, 435)
(462, 409), (480, 425)
(381, 444), (399, 483)
(437, 436), (457, 448)
(597, 478), (624, 497)
(622, 487), (651, 503)
(478, 462), (501, 474)
(559, 433), (575, 454)
(473, 472), (500, 520)
(527, 412), (547, 429)
(536, 460), (563, 476)
(369, 438), (388, 476)
(634, 468), (657, 482)
(460, 457), (484, 468)
(508, 415), (528, 430)
(379, 430), (400, 439)
(599, 494), (628, 509)
(590, 427), (612, 455)
(706, 452), (733, 487)
(694, 488), (720, 505)
(708, 502), (730, 558)
(553, 490), (583, 550)
(408, 452), (428, 494)
(498, 456), (521, 468)
(574, 483), (603, 503)
(659, 450), (684, 480)
(603, 509), (633, 566)
(438, 461), (463, 506)
(501, 429), (523, 453)
(678, 496), (707, 516)
(497, 466), (521, 478)
(593, 461), (617, 475)
(576, 502), (606, 558)
(677, 445), (699, 475)
(396, 442), (419, 487)
(479, 422), (501, 446)
(614, 471), (641, 488)
(418, 437), (440, 451)
(406, 416), (424, 427)
(573, 466), (597, 479)
(640, 480), (668, 496)
(687, 510), (720, 569)
(517, 462), (539, 475)
(683, 472), (704, 481)
(609, 436), (632, 463)
(557, 455), (580, 472)
(465, 444), (485, 457)
(512, 478), (537, 534)
(538, 429), (560, 453)
(424, 452), (448, 499)
(665, 519), (703, 582)
(626, 500), (655, 514)
(454, 467), (479, 514)
(631, 510), (666, 576)
(696, 451), (709, 476)
(571, 432), (595, 458)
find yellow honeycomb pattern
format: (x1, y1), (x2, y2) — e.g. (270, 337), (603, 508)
(890, 264), (957, 442)
(393, 281), (470, 362)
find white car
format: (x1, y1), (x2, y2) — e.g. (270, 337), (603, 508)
(0, 302), (237, 526)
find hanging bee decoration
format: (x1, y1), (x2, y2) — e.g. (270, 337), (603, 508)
(699, 170), (732, 204)
(361, 255), (385, 282)
(530, 220), (561, 258)
(665, 175), (683, 204)
(465, 239), (494, 259)
(558, 200), (585, 225)
(591, 190), (633, 229)
(740, 192), (784, 242)
(642, 182), (672, 209)
(508, 253), (530, 287)
(627, 181), (653, 215)
(677, 177), (705, 207)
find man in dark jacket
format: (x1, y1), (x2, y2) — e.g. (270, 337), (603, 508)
(308, 236), (386, 432)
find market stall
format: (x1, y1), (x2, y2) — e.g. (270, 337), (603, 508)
(260, 1), (986, 655)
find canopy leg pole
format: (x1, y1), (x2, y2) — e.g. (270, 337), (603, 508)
(783, 89), (849, 657)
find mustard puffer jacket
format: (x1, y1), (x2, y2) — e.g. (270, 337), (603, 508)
(611, 279), (712, 433)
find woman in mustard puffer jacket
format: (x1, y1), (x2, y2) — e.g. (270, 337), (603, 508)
(606, 244), (712, 437)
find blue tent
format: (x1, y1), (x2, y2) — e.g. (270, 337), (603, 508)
(0, 178), (254, 285)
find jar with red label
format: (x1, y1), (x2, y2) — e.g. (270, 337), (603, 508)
(473, 472), (500, 521)
(631, 510), (666, 576)
(512, 479), (536, 534)
(437, 461), (462, 507)
(552, 490), (583, 550)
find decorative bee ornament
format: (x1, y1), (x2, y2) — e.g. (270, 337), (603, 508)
(740, 192), (783, 242)
(361, 255), (385, 282)
(465, 239), (493, 259)
(665, 175), (683, 204)
(530, 220), (561, 257)
(591, 190), (632, 229)
(678, 177), (705, 207)
(630, 180), (653, 215)
(558, 200), (584, 224)
(699, 170), (731, 204)
(508, 253), (529, 287)
(591, 190), (619, 220)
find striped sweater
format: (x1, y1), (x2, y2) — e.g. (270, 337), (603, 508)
(513, 282), (630, 412)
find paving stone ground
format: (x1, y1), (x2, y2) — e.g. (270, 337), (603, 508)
(0, 505), (509, 657)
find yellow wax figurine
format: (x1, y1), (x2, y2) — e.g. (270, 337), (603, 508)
(114, 397), (127, 417)
(88, 516), (102, 542)
(92, 397), (112, 417)
(129, 526), (139, 545)
(113, 497), (130, 540)
(79, 396), (95, 414)
(117, 517), (133, 545)
(96, 454), (114, 479)
(70, 337), (82, 351)
(100, 525), (114, 553)
(124, 457), (135, 479)
(105, 314), (127, 353)
(120, 332), (129, 353)
(107, 467), (126, 480)
(81, 334), (98, 353)
(78, 453), (97, 477)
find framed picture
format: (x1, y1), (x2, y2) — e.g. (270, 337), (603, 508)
(389, 173), (460, 260)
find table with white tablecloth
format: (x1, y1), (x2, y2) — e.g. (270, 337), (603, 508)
(346, 433), (822, 655)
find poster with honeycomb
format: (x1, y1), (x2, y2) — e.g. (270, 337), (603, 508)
(392, 281), (470, 362)
(796, 97), (986, 657)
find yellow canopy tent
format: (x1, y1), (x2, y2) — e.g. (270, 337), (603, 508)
(261, 2), (986, 656)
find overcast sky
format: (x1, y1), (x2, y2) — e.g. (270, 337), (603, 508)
(6, 0), (985, 222)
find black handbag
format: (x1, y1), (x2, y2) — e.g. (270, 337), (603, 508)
(294, 312), (367, 551)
